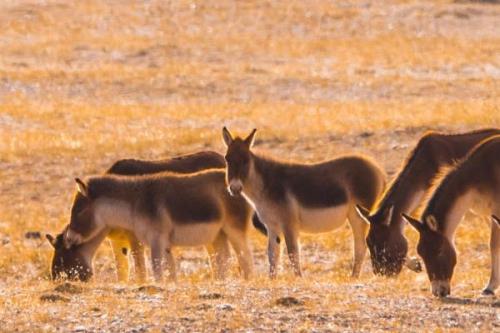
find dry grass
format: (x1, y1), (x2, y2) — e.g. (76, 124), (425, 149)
(0, 0), (499, 331)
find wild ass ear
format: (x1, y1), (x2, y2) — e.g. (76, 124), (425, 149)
(75, 178), (89, 197)
(355, 204), (371, 224)
(402, 213), (424, 233)
(46, 234), (56, 248)
(244, 128), (257, 148)
(425, 215), (438, 232)
(492, 215), (500, 227)
(222, 127), (234, 147)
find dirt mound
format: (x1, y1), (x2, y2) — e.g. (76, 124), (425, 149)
(135, 285), (164, 294)
(54, 282), (83, 294)
(199, 293), (223, 300)
(40, 293), (70, 303)
(275, 296), (305, 307)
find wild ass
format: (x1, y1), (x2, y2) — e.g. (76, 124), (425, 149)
(47, 151), (226, 282)
(402, 135), (500, 297)
(355, 128), (500, 276)
(63, 169), (255, 282)
(49, 151), (262, 281)
(222, 127), (386, 278)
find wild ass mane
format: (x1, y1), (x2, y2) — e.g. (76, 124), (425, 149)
(423, 135), (500, 225)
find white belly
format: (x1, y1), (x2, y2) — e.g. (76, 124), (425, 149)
(171, 222), (222, 246)
(298, 205), (349, 234)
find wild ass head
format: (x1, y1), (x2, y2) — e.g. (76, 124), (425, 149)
(46, 228), (92, 281)
(402, 213), (456, 297)
(356, 205), (409, 275)
(222, 127), (257, 196)
(64, 178), (105, 248)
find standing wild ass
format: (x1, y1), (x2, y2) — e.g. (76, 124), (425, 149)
(402, 135), (500, 296)
(356, 128), (500, 276)
(48, 151), (260, 281)
(62, 168), (255, 282)
(222, 127), (386, 278)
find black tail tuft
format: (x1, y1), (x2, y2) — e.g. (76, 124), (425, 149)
(252, 213), (267, 236)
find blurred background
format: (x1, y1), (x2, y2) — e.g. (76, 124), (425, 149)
(0, 0), (498, 331)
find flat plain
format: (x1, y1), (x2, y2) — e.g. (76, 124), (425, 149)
(0, 0), (499, 332)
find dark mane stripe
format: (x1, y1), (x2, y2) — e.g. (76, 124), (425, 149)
(86, 169), (225, 201)
(106, 151), (225, 175)
(252, 152), (380, 209)
(374, 131), (438, 212)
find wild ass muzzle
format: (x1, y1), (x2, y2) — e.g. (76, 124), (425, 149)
(222, 127), (386, 278)
(355, 128), (500, 276)
(63, 169), (255, 282)
(50, 151), (266, 282)
(402, 135), (500, 297)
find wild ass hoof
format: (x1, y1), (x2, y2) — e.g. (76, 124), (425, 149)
(350, 270), (361, 279)
(481, 288), (495, 296)
(406, 257), (422, 273)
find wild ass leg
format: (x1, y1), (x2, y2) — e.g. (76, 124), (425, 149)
(261, 223), (280, 279)
(110, 239), (129, 282)
(150, 239), (165, 282)
(283, 223), (302, 277)
(348, 208), (369, 278)
(483, 218), (500, 295)
(404, 257), (422, 273)
(129, 236), (146, 283)
(260, 211), (285, 279)
(224, 226), (254, 279)
(207, 232), (231, 280)
(164, 248), (177, 281)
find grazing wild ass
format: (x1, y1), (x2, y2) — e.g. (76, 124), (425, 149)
(356, 128), (500, 276)
(47, 226), (111, 281)
(402, 135), (500, 297)
(222, 127), (386, 278)
(63, 169), (255, 282)
(49, 151), (263, 281)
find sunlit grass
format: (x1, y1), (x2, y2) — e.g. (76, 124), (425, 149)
(0, 0), (499, 331)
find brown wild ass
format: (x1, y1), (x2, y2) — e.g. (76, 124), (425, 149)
(222, 127), (386, 278)
(47, 151), (254, 282)
(63, 169), (255, 282)
(402, 135), (500, 297)
(64, 169), (253, 280)
(356, 128), (500, 276)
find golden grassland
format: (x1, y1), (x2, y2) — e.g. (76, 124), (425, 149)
(0, 0), (499, 331)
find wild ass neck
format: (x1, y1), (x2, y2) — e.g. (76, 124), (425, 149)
(373, 140), (446, 228)
(92, 198), (139, 232)
(241, 156), (270, 207)
(423, 169), (476, 239)
(76, 228), (110, 265)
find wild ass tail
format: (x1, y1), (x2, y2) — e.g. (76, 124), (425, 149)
(252, 213), (268, 236)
